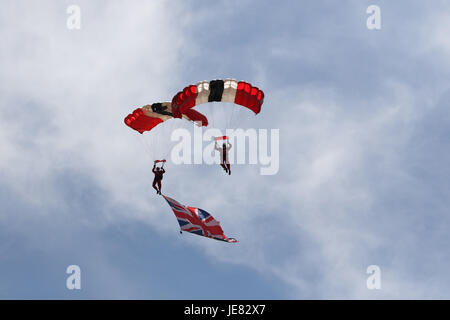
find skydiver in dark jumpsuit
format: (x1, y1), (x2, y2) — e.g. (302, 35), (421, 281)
(215, 141), (232, 175)
(152, 162), (165, 195)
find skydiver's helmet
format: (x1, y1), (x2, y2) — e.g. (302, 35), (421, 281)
(156, 167), (161, 171)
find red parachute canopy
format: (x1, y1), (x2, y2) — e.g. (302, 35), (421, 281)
(124, 102), (208, 134)
(124, 107), (162, 134)
(171, 79), (264, 122)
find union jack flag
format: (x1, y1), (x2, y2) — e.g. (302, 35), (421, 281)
(162, 195), (238, 243)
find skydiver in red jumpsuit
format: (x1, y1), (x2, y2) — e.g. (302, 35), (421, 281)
(152, 162), (165, 195)
(215, 141), (232, 175)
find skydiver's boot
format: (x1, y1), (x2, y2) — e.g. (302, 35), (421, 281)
(221, 163), (227, 173)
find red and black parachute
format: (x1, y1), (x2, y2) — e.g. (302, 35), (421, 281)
(124, 102), (207, 134)
(124, 79), (264, 134)
(171, 79), (264, 123)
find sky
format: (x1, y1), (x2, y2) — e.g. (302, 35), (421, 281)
(1, 0), (450, 299)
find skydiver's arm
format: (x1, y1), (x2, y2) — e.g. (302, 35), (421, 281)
(214, 142), (220, 151)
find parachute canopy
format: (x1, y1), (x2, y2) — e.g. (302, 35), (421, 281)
(124, 79), (264, 134)
(124, 79), (264, 133)
(124, 102), (207, 134)
(171, 79), (265, 123)
(163, 195), (238, 243)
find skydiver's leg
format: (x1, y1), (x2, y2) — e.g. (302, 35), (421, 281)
(152, 179), (159, 194)
(157, 180), (162, 195)
(222, 153), (228, 172)
(226, 163), (231, 175)
(220, 163), (228, 172)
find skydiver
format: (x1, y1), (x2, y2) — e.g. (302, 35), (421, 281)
(152, 161), (165, 195)
(215, 141), (232, 175)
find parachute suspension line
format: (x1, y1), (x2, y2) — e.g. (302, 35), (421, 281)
(209, 102), (216, 129)
(219, 103), (229, 134)
(228, 102), (237, 131)
(160, 121), (173, 162)
(227, 103), (237, 132)
(138, 134), (151, 159)
(235, 106), (245, 129)
(240, 106), (252, 128)
(138, 124), (171, 164)
(213, 102), (220, 130)
(216, 106), (221, 132)
(212, 102), (221, 132)
(142, 135), (161, 161)
(138, 134), (158, 169)
(158, 118), (178, 162)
